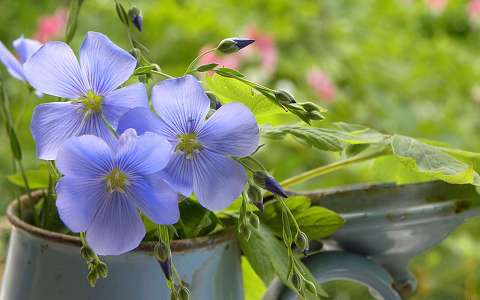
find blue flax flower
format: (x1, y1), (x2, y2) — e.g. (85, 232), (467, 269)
(25, 31), (147, 160)
(56, 129), (179, 255)
(118, 75), (259, 211)
(0, 36), (42, 81)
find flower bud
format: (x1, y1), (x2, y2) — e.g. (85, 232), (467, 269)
(87, 269), (98, 287)
(295, 231), (309, 255)
(178, 285), (191, 300)
(154, 241), (171, 262)
(206, 91), (222, 110)
(159, 258), (172, 280)
(128, 7), (142, 32)
(239, 222), (251, 240)
(274, 90), (296, 105)
(307, 110), (325, 121)
(291, 273), (304, 292)
(170, 289), (179, 300)
(96, 261), (108, 279)
(304, 280), (317, 295)
(217, 38), (255, 54)
(80, 246), (96, 262)
(249, 214), (260, 229)
(253, 171), (288, 198)
(247, 184), (263, 212)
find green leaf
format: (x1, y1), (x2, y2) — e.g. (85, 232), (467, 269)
(238, 223), (327, 298)
(8, 167), (49, 189)
(195, 63), (218, 72)
(214, 67), (244, 78)
(391, 135), (479, 185)
(242, 257), (267, 300)
(205, 74), (286, 120)
(263, 196), (344, 240)
(175, 199), (218, 238)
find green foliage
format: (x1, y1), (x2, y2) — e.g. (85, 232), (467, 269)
(8, 167), (49, 189)
(174, 199), (219, 239)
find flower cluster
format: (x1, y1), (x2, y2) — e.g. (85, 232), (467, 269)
(11, 31), (259, 255)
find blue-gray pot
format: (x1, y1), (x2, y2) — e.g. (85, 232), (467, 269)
(0, 194), (243, 300)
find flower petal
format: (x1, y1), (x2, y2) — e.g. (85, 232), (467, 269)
(0, 41), (24, 80)
(129, 175), (179, 225)
(115, 130), (172, 175)
(56, 176), (106, 232)
(31, 102), (116, 160)
(151, 75), (210, 135)
(79, 32), (136, 95)
(23, 41), (88, 98)
(102, 83), (148, 129)
(12, 36), (42, 63)
(198, 102), (259, 157)
(56, 135), (113, 178)
(117, 107), (174, 141)
(192, 149), (247, 211)
(86, 193), (145, 255)
(159, 152), (194, 197)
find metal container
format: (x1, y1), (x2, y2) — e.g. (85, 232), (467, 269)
(0, 193), (243, 300)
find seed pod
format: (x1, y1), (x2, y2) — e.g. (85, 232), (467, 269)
(304, 280), (317, 295)
(96, 261), (108, 278)
(178, 285), (191, 300)
(291, 273), (304, 292)
(87, 269), (98, 287)
(300, 101), (322, 112)
(247, 184), (263, 211)
(295, 231), (309, 254)
(274, 90), (296, 105)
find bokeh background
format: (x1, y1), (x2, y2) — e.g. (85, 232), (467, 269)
(1, 0), (480, 299)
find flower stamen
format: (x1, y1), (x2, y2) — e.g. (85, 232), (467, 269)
(176, 133), (202, 158)
(105, 168), (129, 193)
(82, 90), (103, 113)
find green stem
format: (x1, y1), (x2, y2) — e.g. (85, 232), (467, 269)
(151, 70), (174, 79)
(281, 151), (386, 188)
(17, 160), (33, 203)
(101, 114), (119, 138)
(184, 48), (217, 75)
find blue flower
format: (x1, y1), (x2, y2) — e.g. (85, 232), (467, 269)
(0, 36), (42, 81)
(118, 75), (259, 211)
(56, 129), (179, 255)
(25, 31), (148, 160)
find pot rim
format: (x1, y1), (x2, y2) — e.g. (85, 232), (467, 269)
(6, 190), (236, 254)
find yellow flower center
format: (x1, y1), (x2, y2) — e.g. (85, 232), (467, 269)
(82, 90), (103, 113)
(176, 133), (202, 157)
(105, 168), (129, 193)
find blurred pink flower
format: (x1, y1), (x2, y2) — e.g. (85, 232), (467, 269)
(198, 45), (242, 70)
(307, 68), (336, 102)
(468, 0), (480, 24)
(34, 8), (67, 43)
(244, 26), (278, 74)
(426, 0), (447, 13)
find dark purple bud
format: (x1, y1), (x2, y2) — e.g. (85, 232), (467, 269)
(217, 38), (255, 54)
(206, 91), (222, 110)
(159, 257), (172, 280)
(253, 171), (288, 198)
(128, 7), (142, 32)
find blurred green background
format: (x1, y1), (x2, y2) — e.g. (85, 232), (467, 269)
(2, 0), (480, 299)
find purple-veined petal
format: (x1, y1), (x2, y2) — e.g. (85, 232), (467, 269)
(12, 36), (42, 63)
(198, 102), (259, 157)
(102, 83), (148, 129)
(0, 41), (24, 80)
(79, 32), (136, 95)
(23, 41), (88, 98)
(115, 130), (172, 175)
(31, 102), (116, 160)
(86, 193), (145, 255)
(151, 75), (210, 135)
(159, 152), (194, 197)
(56, 135), (113, 178)
(56, 176), (106, 232)
(192, 149), (247, 211)
(117, 107), (175, 141)
(128, 175), (179, 225)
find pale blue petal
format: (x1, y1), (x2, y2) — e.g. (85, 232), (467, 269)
(151, 75), (210, 135)
(86, 193), (145, 255)
(23, 41), (88, 98)
(115, 129), (172, 175)
(56, 177), (106, 232)
(102, 83), (148, 129)
(159, 152), (194, 197)
(12, 37), (42, 63)
(192, 149), (247, 211)
(79, 32), (137, 95)
(198, 102), (259, 157)
(56, 135), (113, 178)
(128, 175), (179, 225)
(0, 41), (24, 80)
(117, 107), (175, 141)
(31, 102), (116, 160)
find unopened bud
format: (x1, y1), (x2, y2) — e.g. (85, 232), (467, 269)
(159, 258), (172, 280)
(96, 261), (108, 278)
(178, 285), (191, 300)
(239, 222), (251, 240)
(247, 184), (263, 212)
(274, 90), (296, 105)
(291, 273), (304, 292)
(304, 280), (317, 295)
(307, 110), (325, 121)
(80, 246), (96, 262)
(253, 171), (288, 198)
(154, 241), (170, 262)
(87, 269), (98, 287)
(295, 231), (309, 255)
(217, 38), (255, 54)
(170, 289), (179, 300)
(206, 91), (222, 110)
(300, 101), (322, 112)
(128, 7), (142, 32)
(249, 214), (260, 229)
(129, 48), (141, 60)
